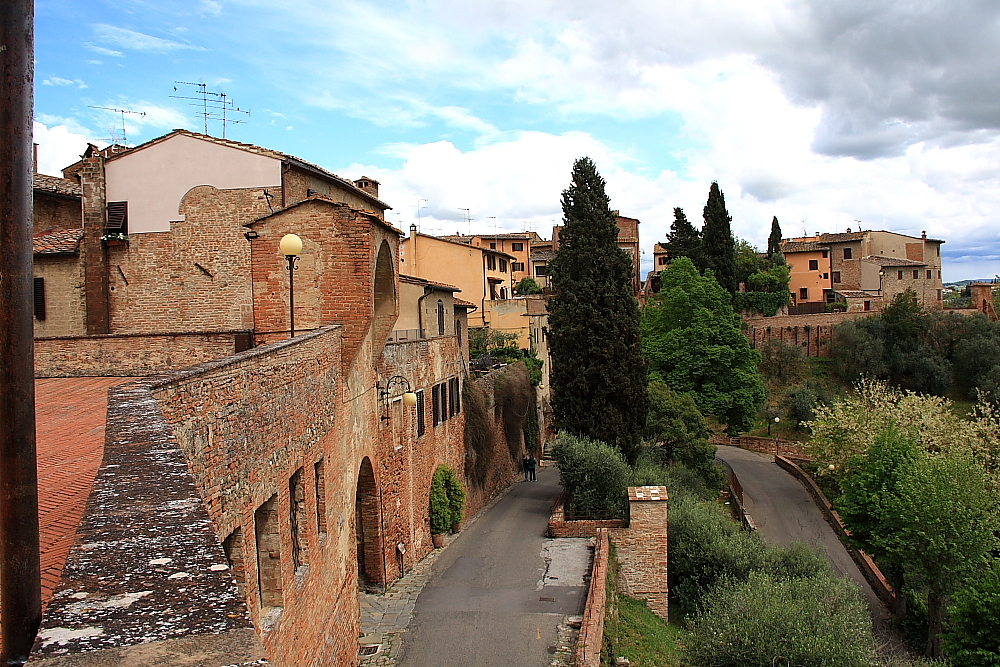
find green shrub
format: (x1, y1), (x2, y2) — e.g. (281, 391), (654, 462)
(943, 560), (1000, 667)
(733, 289), (791, 317)
(685, 571), (877, 667)
(550, 432), (631, 519)
(758, 339), (806, 384)
(429, 464), (465, 534)
(782, 381), (831, 428)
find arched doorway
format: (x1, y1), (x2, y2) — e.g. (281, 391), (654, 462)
(374, 241), (395, 316)
(355, 457), (383, 588)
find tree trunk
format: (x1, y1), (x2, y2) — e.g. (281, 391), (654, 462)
(926, 587), (944, 659)
(889, 565), (907, 625)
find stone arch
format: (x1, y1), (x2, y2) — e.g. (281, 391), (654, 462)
(374, 240), (395, 316)
(355, 457), (384, 587)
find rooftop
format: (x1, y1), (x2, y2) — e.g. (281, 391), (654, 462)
(781, 240), (822, 253)
(33, 173), (82, 198)
(862, 255), (927, 267)
(34, 228), (83, 255)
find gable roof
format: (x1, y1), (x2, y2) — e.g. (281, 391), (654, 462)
(34, 228), (83, 255)
(862, 255), (927, 267)
(247, 193), (402, 235)
(104, 129), (391, 211)
(33, 173), (82, 199)
(410, 232), (517, 259)
(400, 274), (461, 292)
(781, 240), (822, 253)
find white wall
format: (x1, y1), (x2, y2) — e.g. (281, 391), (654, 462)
(105, 133), (281, 234)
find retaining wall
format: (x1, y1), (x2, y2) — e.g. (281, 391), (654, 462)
(574, 529), (609, 667)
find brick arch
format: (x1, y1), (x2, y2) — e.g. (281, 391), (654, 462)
(374, 240), (395, 316)
(355, 456), (384, 587)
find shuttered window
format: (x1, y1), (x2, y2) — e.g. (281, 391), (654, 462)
(432, 385), (440, 426)
(33, 277), (46, 321)
(106, 201), (128, 231)
(416, 391), (425, 436)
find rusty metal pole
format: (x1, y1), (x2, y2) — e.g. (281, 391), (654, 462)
(0, 0), (43, 663)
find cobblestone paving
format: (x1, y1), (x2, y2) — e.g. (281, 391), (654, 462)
(358, 480), (519, 666)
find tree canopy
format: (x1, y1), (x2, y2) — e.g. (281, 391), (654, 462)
(701, 182), (737, 295)
(547, 157), (648, 460)
(664, 206), (703, 267)
(767, 216), (783, 258)
(641, 256), (764, 433)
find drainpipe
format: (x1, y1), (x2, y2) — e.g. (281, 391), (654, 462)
(0, 0), (43, 662)
(416, 285), (433, 338)
(409, 225), (418, 276)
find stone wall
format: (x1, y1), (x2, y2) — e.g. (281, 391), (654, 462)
(611, 487), (669, 620)
(34, 330), (249, 377)
(744, 311), (865, 357)
(32, 255), (86, 338)
(574, 529), (609, 667)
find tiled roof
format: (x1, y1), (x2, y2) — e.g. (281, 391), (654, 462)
(820, 232), (866, 243)
(34, 228), (83, 255)
(835, 290), (873, 299)
(33, 173), (82, 198)
(862, 255), (926, 267)
(399, 274), (461, 292)
(531, 249), (555, 261)
(106, 129), (391, 211)
(781, 240), (821, 253)
(525, 298), (549, 316)
(453, 298), (477, 310)
(653, 242), (668, 253)
(248, 194), (402, 235)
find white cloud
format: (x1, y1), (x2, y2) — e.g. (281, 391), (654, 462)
(83, 44), (123, 57)
(92, 24), (205, 53)
(42, 76), (87, 89)
(32, 122), (104, 176)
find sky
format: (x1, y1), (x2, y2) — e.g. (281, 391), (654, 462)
(32, 0), (1000, 282)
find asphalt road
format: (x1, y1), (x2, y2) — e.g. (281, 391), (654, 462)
(715, 445), (903, 653)
(396, 465), (588, 667)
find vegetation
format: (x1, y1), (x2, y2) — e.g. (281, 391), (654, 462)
(469, 327), (521, 365)
(942, 560), (1000, 667)
(642, 256), (765, 433)
(547, 157), (648, 461)
(645, 381), (721, 484)
(550, 432), (632, 519)
(767, 215), (783, 258)
(701, 181), (737, 295)
(662, 206), (702, 268)
(428, 464), (465, 534)
(514, 276), (542, 295)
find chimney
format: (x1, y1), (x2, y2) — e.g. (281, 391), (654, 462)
(80, 146), (110, 334)
(922, 230), (927, 239)
(354, 176), (379, 199)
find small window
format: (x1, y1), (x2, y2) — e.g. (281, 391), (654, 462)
(833, 272), (841, 283)
(822, 273), (829, 280)
(897, 270), (904, 280)
(809, 259), (819, 271)
(437, 300), (445, 336)
(926, 270), (932, 279)
(937, 289), (942, 300)
(499, 258), (507, 273)
(535, 265), (547, 276)
(799, 287), (809, 300)
(864, 300), (871, 311)
(106, 201), (128, 233)
(511, 262), (525, 272)
(489, 242), (496, 249)
(843, 247), (853, 260)
(937, 270), (941, 279)
(822, 249), (829, 258)
(937, 246), (940, 256)
(456, 319), (463, 347)
(486, 255), (496, 271)
(913, 270), (920, 279)
(33, 277), (45, 321)
(416, 391), (425, 436)
(512, 242), (524, 252)
(432, 385), (440, 426)
(440, 382), (448, 421)
(658, 257), (668, 265)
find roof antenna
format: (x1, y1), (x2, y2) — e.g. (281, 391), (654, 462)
(88, 106), (145, 148)
(171, 82), (250, 138)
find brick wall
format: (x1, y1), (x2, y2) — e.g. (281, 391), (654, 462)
(33, 330), (248, 377)
(281, 167), (380, 218)
(574, 529), (609, 667)
(611, 486), (669, 620)
(80, 152), (109, 334)
(744, 311), (865, 357)
(32, 256), (86, 338)
(547, 492), (623, 537)
(33, 191), (80, 236)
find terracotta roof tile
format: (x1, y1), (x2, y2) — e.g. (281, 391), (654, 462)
(781, 240), (821, 253)
(820, 232), (866, 243)
(34, 228), (83, 255)
(454, 298), (477, 309)
(862, 255), (926, 267)
(33, 173), (82, 198)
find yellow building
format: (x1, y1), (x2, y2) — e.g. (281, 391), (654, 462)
(781, 237), (831, 305)
(440, 231), (545, 288)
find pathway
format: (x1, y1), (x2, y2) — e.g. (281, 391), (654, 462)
(360, 465), (588, 667)
(715, 445), (905, 655)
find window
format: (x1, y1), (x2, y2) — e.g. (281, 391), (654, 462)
(864, 300), (871, 311)
(512, 262), (525, 272)
(799, 287), (809, 300)
(535, 265), (547, 276)
(486, 255), (496, 271)
(106, 201), (128, 233)
(913, 270), (919, 279)
(822, 273), (829, 280)
(822, 249), (829, 258)
(499, 287), (508, 299)
(937, 289), (943, 300)
(439, 382), (448, 424)
(456, 319), (463, 347)
(33, 277), (45, 321)
(489, 242), (496, 249)
(833, 271), (841, 283)
(937, 270), (941, 279)
(658, 256), (668, 265)
(512, 242), (524, 252)
(432, 385), (441, 426)
(314, 459), (327, 540)
(437, 300), (445, 336)
(416, 391), (425, 436)
(926, 270), (932, 279)
(844, 247), (853, 260)
(897, 270), (904, 280)
(499, 258), (507, 273)
(809, 259), (819, 271)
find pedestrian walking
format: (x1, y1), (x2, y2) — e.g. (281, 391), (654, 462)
(527, 454), (537, 481)
(522, 455), (530, 482)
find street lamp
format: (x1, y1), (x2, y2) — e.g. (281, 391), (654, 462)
(773, 416), (781, 458)
(879, 269), (885, 295)
(379, 375), (418, 424)
(279, 233), (302, 338)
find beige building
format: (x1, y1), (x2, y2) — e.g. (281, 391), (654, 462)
(400, 228), (516, 327)
(440, 232), (545, 288)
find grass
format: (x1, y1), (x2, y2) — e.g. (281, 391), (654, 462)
(602, 542), (687, 667)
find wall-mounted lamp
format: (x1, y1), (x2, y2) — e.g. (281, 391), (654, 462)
(244, 230), (259, 241)
(379, 375), (417, 424)
(280, 233), (303, 338)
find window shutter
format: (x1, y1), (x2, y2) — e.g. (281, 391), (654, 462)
(454, 378), (461, 414)
(416, 391), (425, 436)
(432, 385), (440, 426)
(439, 382), (448, 421)
(106, 201), (128, 230)
(33, 277), (46, 321)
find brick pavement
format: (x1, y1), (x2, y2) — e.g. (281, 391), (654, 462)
(34, 376), (126, 607)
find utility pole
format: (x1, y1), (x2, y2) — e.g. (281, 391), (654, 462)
(0, 0), (43, 663)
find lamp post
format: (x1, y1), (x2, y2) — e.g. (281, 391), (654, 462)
(379, 376), (418, 424)
(773, 416), (781, 458)
(879, 269), (885, 295)
(279, 234), (302, 338)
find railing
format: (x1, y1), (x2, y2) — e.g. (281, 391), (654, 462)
(718, 458), (756, 531)
(386, 328), (424, 342)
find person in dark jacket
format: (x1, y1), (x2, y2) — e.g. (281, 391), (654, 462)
(527, 454), (537, 481)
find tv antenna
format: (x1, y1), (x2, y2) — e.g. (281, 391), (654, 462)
(170, 81), (250, 138)
(459, 208), (471, 235)
(88, 106), (146, 147)
(416, 198), (428, 231)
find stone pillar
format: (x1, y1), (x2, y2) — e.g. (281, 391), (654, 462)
(616, 486), (669, 620)
(79, 146), (110, 334)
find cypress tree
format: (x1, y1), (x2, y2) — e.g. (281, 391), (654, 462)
(547, 157), (648, 461)
(665, 207), (703, 269)
(702, 181), (737, 295)
(767, 216), (783, 258)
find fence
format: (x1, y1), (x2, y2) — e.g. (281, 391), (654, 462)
(718, 458), (756, 531)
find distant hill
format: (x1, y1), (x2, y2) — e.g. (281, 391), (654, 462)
(944, 279), (998, 290)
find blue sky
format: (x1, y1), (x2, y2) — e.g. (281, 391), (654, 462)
(33, 0), (1000, 281)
